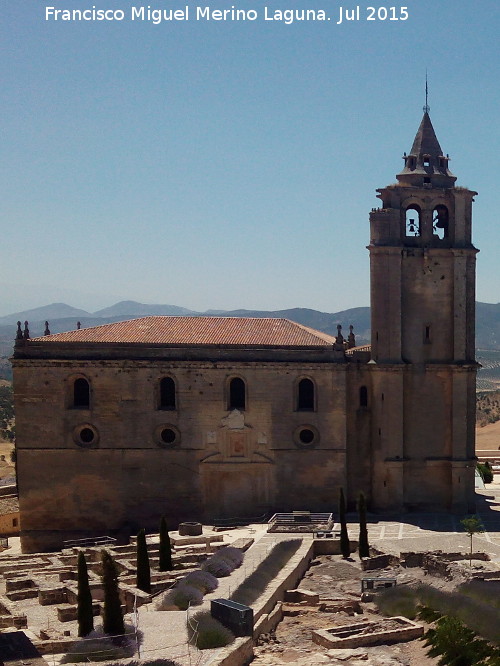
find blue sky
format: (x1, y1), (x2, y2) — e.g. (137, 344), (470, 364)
(2, 0), (499, 315)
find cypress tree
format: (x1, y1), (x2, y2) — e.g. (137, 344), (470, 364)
(77, 551), (94, 637)
(159, 516), (173, 571)
(338, 487), (350, 559)
(101, 549), (125, 635)
(358, 492), (370, 559)
(136, 529), (151, 593)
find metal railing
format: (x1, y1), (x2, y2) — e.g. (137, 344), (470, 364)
(62, 536), (117, 549)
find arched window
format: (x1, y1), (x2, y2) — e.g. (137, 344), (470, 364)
(359, 386), (368, 408)
(73, 378), (90, 408)
(297, 378), (315, 411)
(433, 205), (449, 240)
(405, 206), (421, 237)
(228, 377), (246, 410)
(159, 377), (176, 410)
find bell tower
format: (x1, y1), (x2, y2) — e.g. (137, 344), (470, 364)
(368, 110), (478, 512)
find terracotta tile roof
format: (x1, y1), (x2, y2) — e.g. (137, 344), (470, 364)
(345, 344), (371, 355)
(29, 316), (336, 348)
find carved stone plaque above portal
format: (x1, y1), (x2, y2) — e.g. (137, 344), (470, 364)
(221, 408), (246, 430)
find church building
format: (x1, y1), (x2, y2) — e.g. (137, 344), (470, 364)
(12, 111), (478, 552)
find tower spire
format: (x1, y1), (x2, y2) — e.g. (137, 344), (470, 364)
(397, 102), (455, 188)
(423, 70), (430, 114)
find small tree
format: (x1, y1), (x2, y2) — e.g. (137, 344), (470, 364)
(77, 551), (94, 637)
(338, 487), (350, 559)
(358, 492), (370, 559)
(159, 516), (173, 572)
(460, 515), (484, 567)
(101, 549), (125, 635)
(136, 529), (151, 593)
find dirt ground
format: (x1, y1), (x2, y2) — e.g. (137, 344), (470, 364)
(476, 420), (500, 456)
(252, 556), (444, 665)
(0, 438), (15, 480)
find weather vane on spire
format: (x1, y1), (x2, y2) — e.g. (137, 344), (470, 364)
(423, 70), (430, 114)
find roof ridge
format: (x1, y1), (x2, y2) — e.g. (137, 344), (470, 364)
(26, 315), (337, 347)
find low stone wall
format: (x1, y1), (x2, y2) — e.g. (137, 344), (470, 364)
(203, 636), (254, 666)
(252, 539), (315, 624)
(229, 538), (254, 552)
(472, 571), (500, 580)
(360, 553), (399, 571)
(39, 586), (68, 606)
(6, 588), (39, 601)
(401, 550), (490, 570)
(400, 552), (424, 567)
(253, 602), (283, 637)
(319, 599), (362, 615)
(284, 589), (319, 605)
(57, 601), (101, 622)
(34, 637), (75, 655)
(0, 613), (28, 628)
(312, 616), (424, 650)
(170, 534), (224, 547)
(6, 577), (36, 592)
(313, 538), (359, 556)
(120, 584), (151, 612)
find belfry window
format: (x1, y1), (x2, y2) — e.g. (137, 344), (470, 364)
(359, 386), (368, 408)
(159, 377), (176, 410)
(297, 378), (315, 411)
(433, 205), (449, 240)
(228, 377), (246, 410)
(73, 378), (90, 408)
(405, 207), (421, 237)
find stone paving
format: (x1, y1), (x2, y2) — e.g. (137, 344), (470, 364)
(347, 481), (500, 564)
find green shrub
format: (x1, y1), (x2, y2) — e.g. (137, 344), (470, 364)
(187, 610), (234, 650)
(216, 546), (244, 568)
(156, 584), (203, 610)
(183, 570), (219, 593)
(101, 550), (125, 635)
(61, 626), (138, 663)
(136, 528), (151, 593)
(375, 585), (418, 620)
(424, 614), (498, 666)
(61, 638), (130, 663)
(202, 554), (234, 577)
(377, 583), (500, 646)
(477, 462), (494, 484)
(339, 487), (350, 559)
(159, 516), (173, 572)
(357, 492), (370, 558)
(231, 539), (301, 607)
(77, 551), (94, 637)
(458, 580), (500, 611)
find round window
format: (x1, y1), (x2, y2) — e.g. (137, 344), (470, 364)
(155, 424), (180, 448)
(73, 424), (99, 448)
(80, 427), (95, 444)
(293, 425), (319, 449)
(161, 428), (176, 444)
(299, 428), (315, 445)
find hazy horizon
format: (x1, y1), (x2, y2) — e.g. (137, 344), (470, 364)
(4, 1), (499, 316)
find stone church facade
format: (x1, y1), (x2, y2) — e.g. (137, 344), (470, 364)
(13, 112), (478, 552)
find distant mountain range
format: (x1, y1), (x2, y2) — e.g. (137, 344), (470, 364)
(1, 299), (500, 358)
